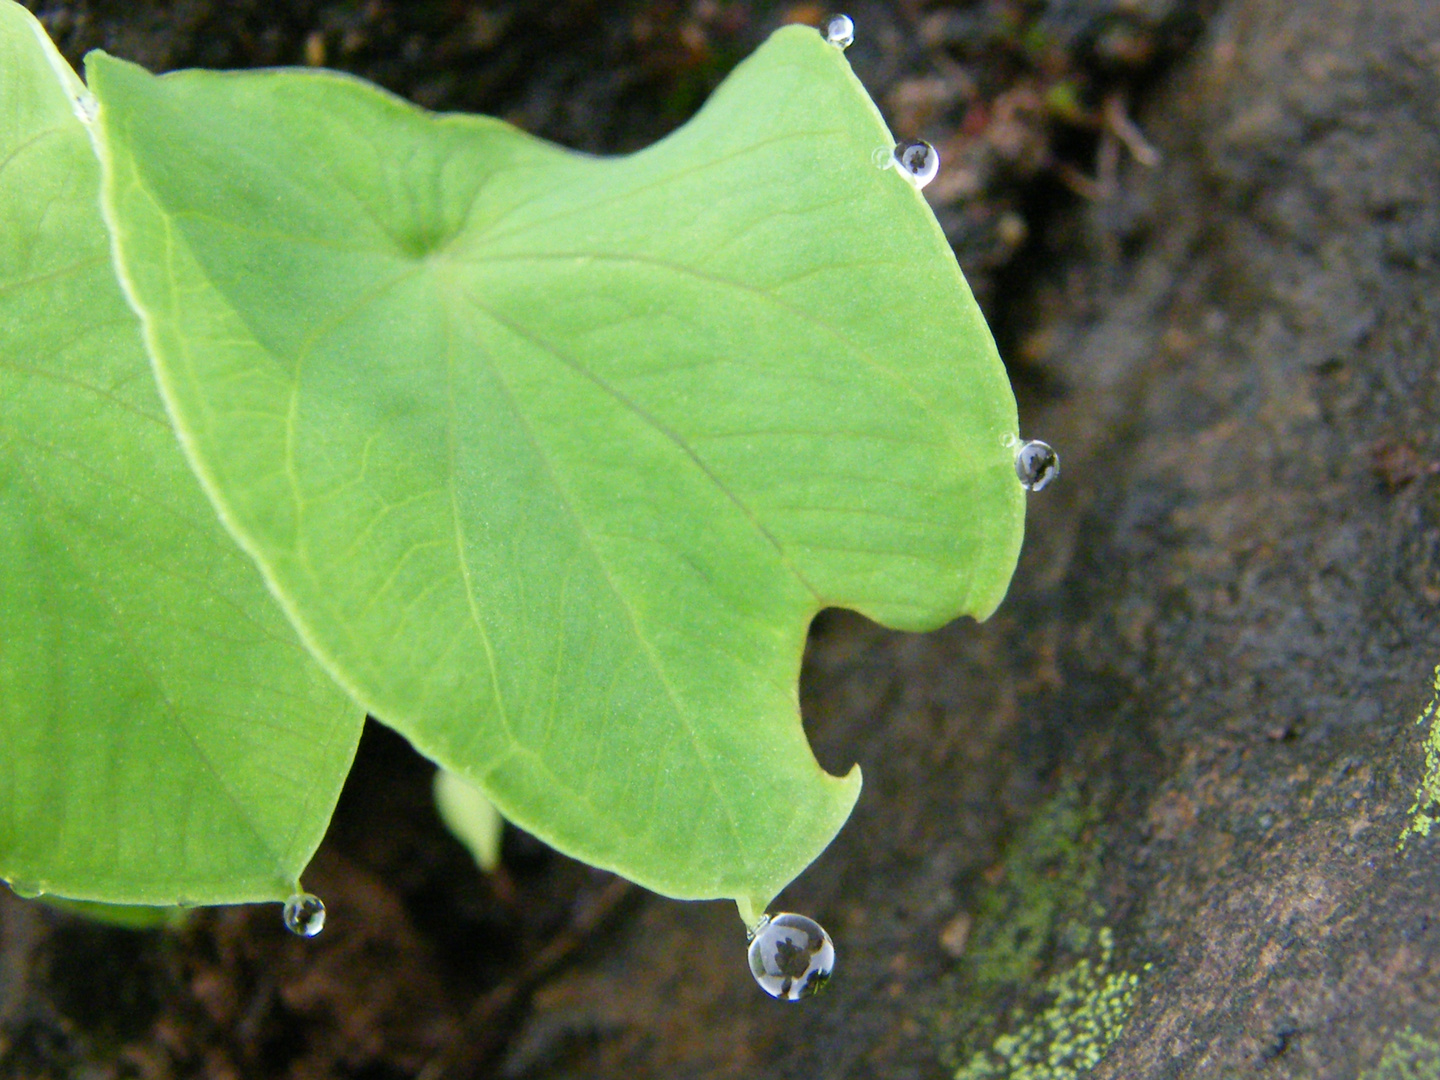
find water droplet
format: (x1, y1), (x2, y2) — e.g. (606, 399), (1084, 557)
(1015, 440), (1059, 491)
(893, 139), (940, 190)
(748, 912), (834, 1000)
(822, 14), (855, 49)
(283, 892), (326, 937)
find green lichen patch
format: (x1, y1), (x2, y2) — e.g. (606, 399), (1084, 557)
(965, 784), (1103, 988)
(956, 928), (1142, 1080)
(1359, 1027), (1440, 1080)
(931, 785), (1144, 1080)
(1399, 665), (1440, 849)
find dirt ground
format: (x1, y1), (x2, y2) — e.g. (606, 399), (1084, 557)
(5, 0), (1440, 1078)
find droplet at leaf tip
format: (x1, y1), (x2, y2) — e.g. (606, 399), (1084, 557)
(748, 912), (835, 1000)
(283, 892), (326, 937)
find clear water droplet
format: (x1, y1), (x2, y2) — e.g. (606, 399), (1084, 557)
(1015, 440), (1059, 491)
(748, 912), (834, 1000)
(893, 139), (940, 190)
(822, 14), (855, 49)
(283, 892), (326, 937)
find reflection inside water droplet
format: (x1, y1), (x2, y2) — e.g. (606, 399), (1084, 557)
(748, 912), (834, 1000)
(823, 14), (855, 49)
(283, 892), (326, 937)
(893, 139), (940, 189)
(1015, 440), (1059, 491)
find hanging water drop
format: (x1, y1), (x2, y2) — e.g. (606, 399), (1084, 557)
(748, 912), (834, 1000)
(1015, 440), (1059, 491)
(893, 139), (940, 190)
(283, 892), (326, 937)
(822, 14), (855, 49)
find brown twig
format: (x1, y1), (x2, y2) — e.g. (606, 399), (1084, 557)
(1103, 93), (1161, 168)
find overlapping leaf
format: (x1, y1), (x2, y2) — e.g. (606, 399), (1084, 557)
(85, 25), (1023, 912)
(0, 1), (363, 905)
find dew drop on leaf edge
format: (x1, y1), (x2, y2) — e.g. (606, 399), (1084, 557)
(1015, 439), (1059, 491)
(823, 14), (855, 49)
(893, 139), (940, 189)
(283, 892), (326, 937)
(748, 912), (835, 1000)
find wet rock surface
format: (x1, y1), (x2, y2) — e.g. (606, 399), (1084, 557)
(1064, 0), (1440, 1073)
(5, 0), (1440, 1078)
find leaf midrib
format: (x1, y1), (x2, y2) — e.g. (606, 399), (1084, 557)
(436, 276), (751, 870)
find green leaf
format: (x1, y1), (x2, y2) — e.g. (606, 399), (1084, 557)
(37, 895), (190, 930)
(434, 767), (505, 873)
(89, 25), (1024, 911)
(0, 1), (363, 906)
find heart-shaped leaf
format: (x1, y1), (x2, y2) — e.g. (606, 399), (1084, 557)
(0, 1), (362, 906)
(90, 25), (1023, 913)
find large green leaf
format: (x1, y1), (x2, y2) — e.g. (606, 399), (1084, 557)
(0, 1), (362, 906)
(90, 25), (1024, 913)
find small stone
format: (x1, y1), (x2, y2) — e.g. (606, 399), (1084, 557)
(939, 911), (973, 958)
